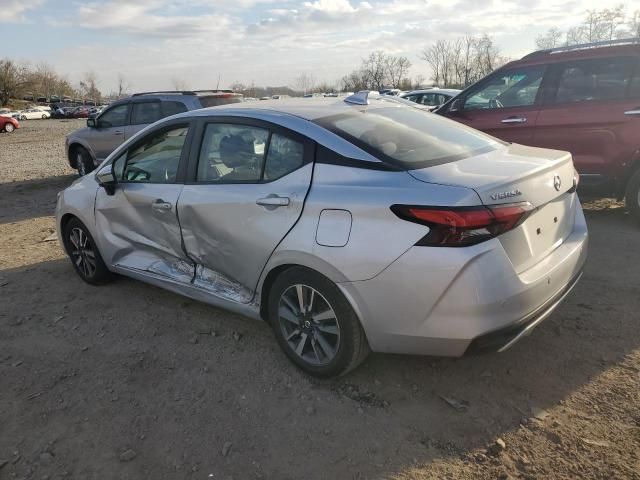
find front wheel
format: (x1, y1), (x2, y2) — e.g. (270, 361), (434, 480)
(62, 218), (112, 285)
(20, 115), (26, 121)
(74, 146), (94, 176)
(42, 114), (47, 119)
(4, 123), (14, 133)
(625, 169), (640, 225)
(268, 267), (369, 377)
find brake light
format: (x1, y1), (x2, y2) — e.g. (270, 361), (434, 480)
(391, 203), (534, 247)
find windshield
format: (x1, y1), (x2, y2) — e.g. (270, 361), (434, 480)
(314, 106), (503, 170)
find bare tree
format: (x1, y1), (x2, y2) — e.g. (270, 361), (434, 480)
(0, 59), (29, 105)
(628, 9), (640, 38)
(116, 73), (131, 98)
(420, 35), (505, 88)
(544, 5), (633, 48)
(385, 56), (412, 88)
(79, 71), (101, 102)
(294, 73), (316, 94)
(536, 27), (564, 49)
(361, 51), (388, 90)
(171, 77), (189, 91)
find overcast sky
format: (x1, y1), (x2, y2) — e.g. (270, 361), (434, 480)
(1, 0), (637, 93)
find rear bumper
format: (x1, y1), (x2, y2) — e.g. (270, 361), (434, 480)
(463, 269), (583, 355)
(338, 200), (588, 357)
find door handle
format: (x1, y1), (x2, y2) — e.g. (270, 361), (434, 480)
(256, 196), (290, 207)
(624, 109), (640, 115)
(501, 116), (527, 124)
(152, 199), (173, 212)
(114, 130), (124, 135)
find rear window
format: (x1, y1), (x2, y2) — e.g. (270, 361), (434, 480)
(199, 94), (244, 108)
(314, 107), (502, 170)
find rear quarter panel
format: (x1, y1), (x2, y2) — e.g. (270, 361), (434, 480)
(260, 163), (482, 285)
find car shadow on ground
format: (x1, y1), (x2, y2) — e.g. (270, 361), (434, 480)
(0, 174), (76, 224)
(0, 203), (638, 479)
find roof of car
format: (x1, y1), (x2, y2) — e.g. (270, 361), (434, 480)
(185, 96), (409, 121)
(401, 89), (462, 96)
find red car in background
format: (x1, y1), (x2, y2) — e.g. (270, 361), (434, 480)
(437, 38), (640, 222)
(1, 116), (19, 133)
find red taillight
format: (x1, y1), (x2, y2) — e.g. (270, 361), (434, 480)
(391, 203), (533, 247)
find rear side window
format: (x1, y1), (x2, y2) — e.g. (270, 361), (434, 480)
(264, 134), (304, 181)
(198, 95), (243, 108)
(552, 57), (635, 104)
(464, 66), (545, 110)
(162, 101), (188, 117)
(131, 102), (162, 125)
(314, 107), (502, 170)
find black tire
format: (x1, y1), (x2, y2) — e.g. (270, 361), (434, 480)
(268, 267), (370, 377)
(73, 146), (94, 176)
(20, 115), (26, 121)
(41, 114), (47, 119)
(625, 169), (640, 225)
(62, 218), (112, 285)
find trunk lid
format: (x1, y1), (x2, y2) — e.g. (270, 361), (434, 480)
(408, 143), (578, 273)
(407, 143), (575, 208)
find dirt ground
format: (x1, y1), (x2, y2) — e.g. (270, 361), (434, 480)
(0, 119), (639, 480)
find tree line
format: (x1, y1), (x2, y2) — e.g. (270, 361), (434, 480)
(0, 59), (132, 106)
(536, 5), (639, 49)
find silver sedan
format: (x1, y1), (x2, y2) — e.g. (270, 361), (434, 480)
(56, 92), (588, 377)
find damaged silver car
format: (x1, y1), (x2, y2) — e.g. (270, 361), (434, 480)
(56, 93), (587, 377)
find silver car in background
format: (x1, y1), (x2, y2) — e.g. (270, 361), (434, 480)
(401, 88), (462, 110)
(65, 90), (243, 176)
(55, 93), (588, 377)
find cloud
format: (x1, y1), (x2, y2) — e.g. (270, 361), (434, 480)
(0, 0), (44, 23)
(8, 0), (635, 92)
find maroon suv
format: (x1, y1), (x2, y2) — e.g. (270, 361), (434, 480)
(437, 38), (640, 221)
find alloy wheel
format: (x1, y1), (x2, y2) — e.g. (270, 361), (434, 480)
(69, 227), (96, 278)
(5, 123), (14, 133)
(278, 284), (341, 366)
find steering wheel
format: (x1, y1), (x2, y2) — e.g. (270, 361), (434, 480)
(126, 166), (150, 182)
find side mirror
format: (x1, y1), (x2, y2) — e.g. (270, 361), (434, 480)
(87, 118), (96, 128)
(95, 164), (116, 195)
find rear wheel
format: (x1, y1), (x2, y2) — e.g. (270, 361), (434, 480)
(62, 218), (112, 285)
(74, 146), (94, 176)
(625, 169), (640, 225)
(268, 267), (369, 377)
(20, 115), (26, 121)
(41, 114), (47, 119)
(4, 123), (14, 133)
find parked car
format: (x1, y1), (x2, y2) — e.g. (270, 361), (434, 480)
(401, 88), (462, 110)
(69, 106), (90, 118)
(66, 90), (243, 176)
(19, 108), (50, 120)
(0, 115), (19, 132)
(0, 108), (20, 118)
(56, 93), (587, 377)
(437, 38), (640, 221)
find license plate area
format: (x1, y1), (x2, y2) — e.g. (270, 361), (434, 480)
(499, 193), (576, 273)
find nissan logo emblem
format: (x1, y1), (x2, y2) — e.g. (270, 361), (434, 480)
(553, 175), (562, 191)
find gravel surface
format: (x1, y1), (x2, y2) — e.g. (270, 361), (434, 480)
(0, 119), (639, 480)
